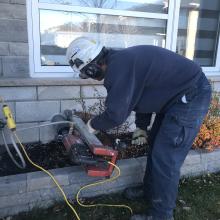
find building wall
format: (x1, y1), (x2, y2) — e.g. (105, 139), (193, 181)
(0, 0), (28, 78)
(0, 81), (135, 146)
(0, 83), (106, 145)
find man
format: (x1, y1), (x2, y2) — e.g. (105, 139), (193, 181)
(66, 37), (211, 220)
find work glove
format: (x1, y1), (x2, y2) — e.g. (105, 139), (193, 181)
(86, 119), (98, 134)
(132, 127), (148, 146)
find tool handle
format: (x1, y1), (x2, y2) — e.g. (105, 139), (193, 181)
(70, 114), (103, 146)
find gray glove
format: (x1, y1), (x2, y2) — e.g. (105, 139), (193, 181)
(132, 127), (148, 145)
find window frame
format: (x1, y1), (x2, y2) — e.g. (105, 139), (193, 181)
(27, 0), (220, 77)
(171, 0), (220, 77)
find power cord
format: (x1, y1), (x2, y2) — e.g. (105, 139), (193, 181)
(1, 95), (133, 219)
(76, 161), (133, 214)
(13, 131), (133, 219)
(13, 131), (81, 220)
(0, 119), (5, 129)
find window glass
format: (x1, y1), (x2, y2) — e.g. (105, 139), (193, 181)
(40, 9), (167, 66)
(177, 0), (220, 66)
(39, 0), (169, 14)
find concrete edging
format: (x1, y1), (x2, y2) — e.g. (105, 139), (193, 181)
(0, 149), (220, 218)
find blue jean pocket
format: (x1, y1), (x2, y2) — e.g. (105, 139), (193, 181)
(162, 113), (201, 150)
(161, 115), (187, 148)
(174, 126), (185, 148)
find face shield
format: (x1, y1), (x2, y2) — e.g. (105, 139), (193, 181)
(66, 37), (104, 79)
(80, 62), (105, 80)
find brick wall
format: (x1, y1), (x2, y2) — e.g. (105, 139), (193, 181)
(0, 0), (28, 78)
(0, 84), (108, 145)
(0, 79), (218, 146)
(213, 81), (220, 93)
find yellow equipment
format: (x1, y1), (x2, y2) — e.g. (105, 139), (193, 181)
(2, 105), (16, 131)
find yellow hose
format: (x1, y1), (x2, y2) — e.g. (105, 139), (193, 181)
(13, 132), (81, 220)
(76, 161), (133, 215)
(13, 132), (133, 218)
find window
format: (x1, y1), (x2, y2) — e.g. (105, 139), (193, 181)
(176, 0), (220, 69)
(28, 0), (170, 77)
(39, 0), (168, 14)
(40, 10), (167, 66)
(27, 0), (220, 77)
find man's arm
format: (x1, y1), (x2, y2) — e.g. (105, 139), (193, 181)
(91, 72), (135, 131)
(90, 52), (145, 131)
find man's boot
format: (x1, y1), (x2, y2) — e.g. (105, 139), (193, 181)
(123, 185), (145, 200)
(130, 214), (174, 220)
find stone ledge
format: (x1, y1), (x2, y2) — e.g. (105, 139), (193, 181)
(0, 75), (219, 87)
(0, 78), (103, 87)
(0, 149), (220, 217)
(208, 75), (220, 82)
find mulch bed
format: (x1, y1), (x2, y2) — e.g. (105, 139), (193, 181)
(0, 132), (148, 177)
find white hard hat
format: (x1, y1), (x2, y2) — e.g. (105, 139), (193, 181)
(66, 36), (103, 71)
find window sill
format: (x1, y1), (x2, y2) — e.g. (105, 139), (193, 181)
(208, 75), (220, 82)
(0, 75), (219, 87)
(0, 77), (103, 87)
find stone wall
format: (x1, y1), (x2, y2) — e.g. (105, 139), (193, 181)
(0, 149), (220, 218)
(0, 0), (28, 78)
(0, 80), (135, 147)
(1, 0), (220, 84)
(0, 83), (106, 145)
(0, 78), (219, 146)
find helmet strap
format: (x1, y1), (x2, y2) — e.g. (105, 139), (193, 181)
(81, 62), (105, 80)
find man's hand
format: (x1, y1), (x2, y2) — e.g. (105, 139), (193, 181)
(132, 127), (148, 145)
(86, 119), (98, 134)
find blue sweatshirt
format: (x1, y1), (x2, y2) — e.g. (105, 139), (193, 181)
(91, 45), (202, 131)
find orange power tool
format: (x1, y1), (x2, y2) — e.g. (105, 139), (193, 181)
(52, 110), (118, 177)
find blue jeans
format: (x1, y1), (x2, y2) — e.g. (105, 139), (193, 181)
(143, 73), (212, 218)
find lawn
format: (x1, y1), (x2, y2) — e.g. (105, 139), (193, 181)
(9, 172), (220, 220)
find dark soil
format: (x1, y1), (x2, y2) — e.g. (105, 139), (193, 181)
(0, 132), (148, 177)
(97, 132), (148, 160)
(0, 141), (74, 177)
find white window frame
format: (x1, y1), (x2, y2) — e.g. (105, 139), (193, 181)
(27, 0), (220, 77)
(169, 0), (220, 77)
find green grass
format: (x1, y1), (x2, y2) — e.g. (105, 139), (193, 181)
(10, 173), (220, 220)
